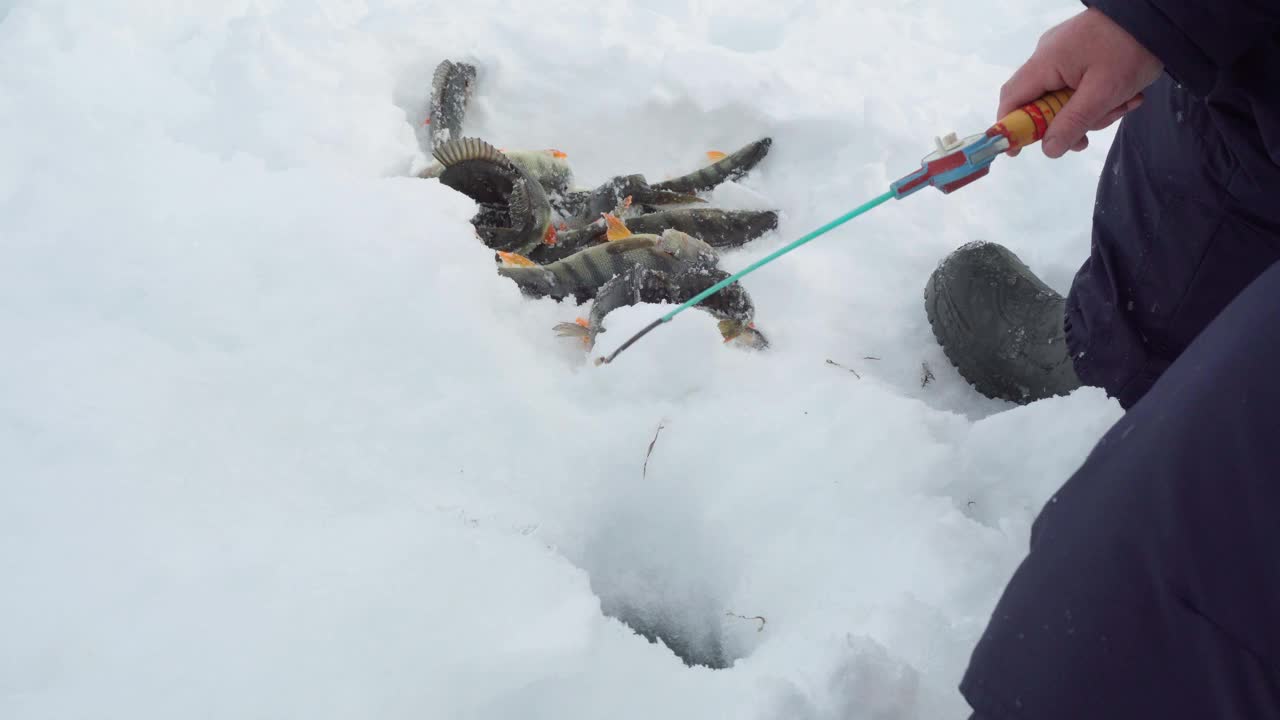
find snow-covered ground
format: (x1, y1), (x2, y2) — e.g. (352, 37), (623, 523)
(1, 1), (1125, 717)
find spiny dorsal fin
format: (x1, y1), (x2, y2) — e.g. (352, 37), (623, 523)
(431, 60), (455, 91)
(496, 251), (538, 267)
(433, 137), (513, 170)
(602, 213), (632, 241)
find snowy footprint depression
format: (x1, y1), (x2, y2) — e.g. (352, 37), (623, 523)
(1, 1), (1123, 718)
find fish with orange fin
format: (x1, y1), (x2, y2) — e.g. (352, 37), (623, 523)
(553, 174), (704, 228)
(603, 208), (779, 249)
(596, 206), (773, 247)
(527, 207), (781, 264)
(554, 264), (768, 355)
(652, 137), (773, 195)
(420, 146), (574, 196)
(496, 228), (718, 304)
(432, 137), (556, 256)
(501, 148), (574, 196)
(549, 138), (771, 225)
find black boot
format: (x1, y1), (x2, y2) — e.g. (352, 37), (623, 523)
(925, 241), (1082, 404)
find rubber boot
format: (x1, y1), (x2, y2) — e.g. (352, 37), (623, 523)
(925, 241), (1082, 404)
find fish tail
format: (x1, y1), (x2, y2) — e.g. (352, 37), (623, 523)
(553, 318), (594, 348)
(554, 319), (591, 337)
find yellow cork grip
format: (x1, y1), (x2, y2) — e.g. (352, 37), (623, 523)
(990, 89), (1074, 148)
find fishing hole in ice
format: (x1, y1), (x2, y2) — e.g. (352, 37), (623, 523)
(573, 482), (763, 670)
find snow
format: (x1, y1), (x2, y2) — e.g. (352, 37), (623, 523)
(1, 1), (1124, 718)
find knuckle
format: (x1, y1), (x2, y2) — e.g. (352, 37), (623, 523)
(1095, 78), (1127, 101)
(1058, 108), (1092, 133)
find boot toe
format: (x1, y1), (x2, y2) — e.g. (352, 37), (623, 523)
(925, 241), (1081, 404)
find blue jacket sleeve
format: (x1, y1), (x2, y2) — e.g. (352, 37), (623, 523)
(1084, 0), (1280, 97)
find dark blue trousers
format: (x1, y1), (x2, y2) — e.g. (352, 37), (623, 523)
(962, 3), (1280, 716)
(963, 255), (1280, 720)
(1064, 75), (1280, 409)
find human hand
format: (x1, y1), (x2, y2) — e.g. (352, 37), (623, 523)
(999, 8), (1164, 158)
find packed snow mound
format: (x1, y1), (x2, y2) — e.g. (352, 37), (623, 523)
(1, 1), (1122, 718)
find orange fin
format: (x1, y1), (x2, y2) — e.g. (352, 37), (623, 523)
(497, 251), (537, 268)
(706, 150), (727, 161)
(543, 224), (558, 246)
(553, 320), (591, 347)
(603, 213), (632, 241)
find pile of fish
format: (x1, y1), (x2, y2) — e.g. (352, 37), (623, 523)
(417, 59), (779, 353)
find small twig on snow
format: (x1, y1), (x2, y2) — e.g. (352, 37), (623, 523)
(726, 612), (768, 632)
(921, 361), (936, 389)
(825, 358), (861, 379)
(643, 421), (666, 478)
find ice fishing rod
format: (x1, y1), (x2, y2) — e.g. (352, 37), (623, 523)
(595, 89), (1074, 366)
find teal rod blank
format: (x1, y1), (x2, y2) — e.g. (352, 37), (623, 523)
(596, 189), (897, 365)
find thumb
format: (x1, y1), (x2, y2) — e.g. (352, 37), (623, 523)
(1042, 75), (1114, 158)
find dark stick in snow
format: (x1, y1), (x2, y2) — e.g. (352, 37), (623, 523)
(921, 361), (936, 388)
(643, 421), (666, 478)
(825, 358), (861, 379)
(725, 612), (767, 632)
